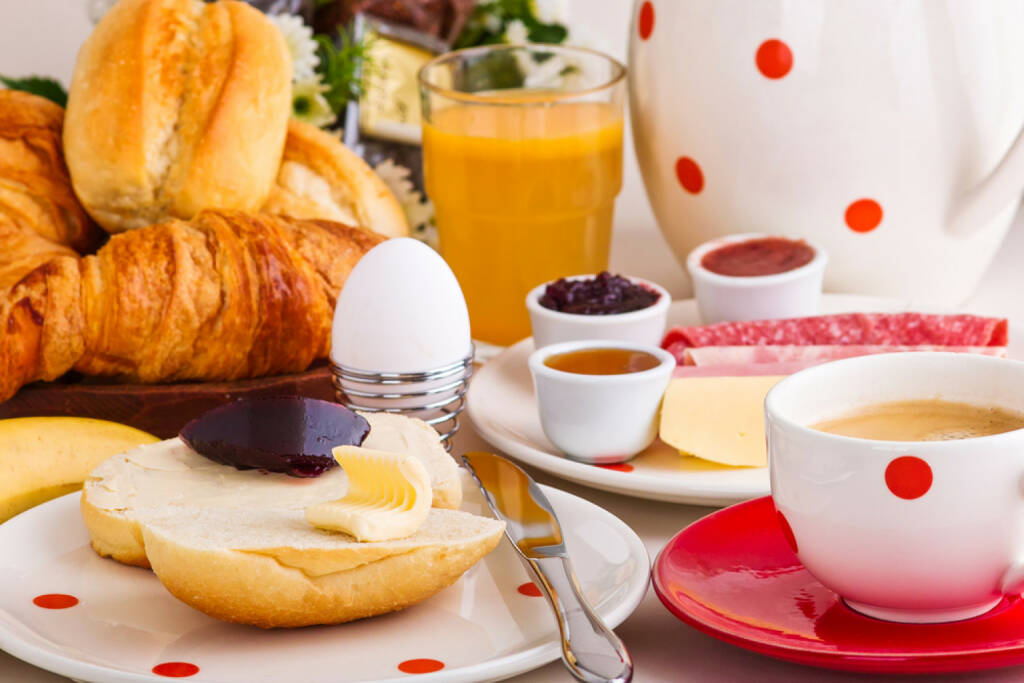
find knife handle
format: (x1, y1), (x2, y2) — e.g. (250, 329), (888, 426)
(528, 555), (633, 683)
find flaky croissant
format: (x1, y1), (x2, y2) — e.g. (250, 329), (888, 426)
(1, 210), (384, 401)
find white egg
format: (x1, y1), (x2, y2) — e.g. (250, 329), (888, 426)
(331, 238), (472, 372)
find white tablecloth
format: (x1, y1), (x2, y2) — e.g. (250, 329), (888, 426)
(3, 1), (1024, 680)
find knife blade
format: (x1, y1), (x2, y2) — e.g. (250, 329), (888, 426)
(461, 452), (632, 683)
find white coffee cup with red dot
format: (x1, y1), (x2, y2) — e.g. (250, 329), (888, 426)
(765, 352), (1024, 624)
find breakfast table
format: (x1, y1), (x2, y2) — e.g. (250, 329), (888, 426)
(4, 1), (1024, 681)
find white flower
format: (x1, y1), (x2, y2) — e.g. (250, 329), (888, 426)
(531, 0), (569, 25)
(482, 13), (503, 34)
(268, 13), (320, 82)
(504, 19), (530, 45)
(291, 76), (335, 128)
(87, 0), (118, 23)
(374, 159), (436, 247)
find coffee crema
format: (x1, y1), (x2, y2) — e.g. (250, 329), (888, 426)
(811, 399), (1024, 442)
(543, 348), (661, 376)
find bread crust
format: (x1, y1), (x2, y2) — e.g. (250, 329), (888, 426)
(263, 120), (409, 238)
(140, 512), (503, 628)
(64, 0), (292, 233)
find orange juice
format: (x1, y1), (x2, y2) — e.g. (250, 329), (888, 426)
(423, 99), (623, 346)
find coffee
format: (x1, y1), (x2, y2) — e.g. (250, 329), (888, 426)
(812, 399), (1024, 441)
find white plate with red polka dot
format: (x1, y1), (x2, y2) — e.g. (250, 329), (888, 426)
(469, 295), (1021, 506)
(0, 471), (648, 683)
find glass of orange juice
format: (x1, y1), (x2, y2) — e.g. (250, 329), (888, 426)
(419, 45), (626, 348)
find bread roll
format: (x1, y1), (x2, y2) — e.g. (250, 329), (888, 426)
(263, 119), (409, 238)
(0, 90), (99, 253)
(64, 0), (292, 233)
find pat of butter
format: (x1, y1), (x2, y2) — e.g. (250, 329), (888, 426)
(306, 446), (432, 541)
(659, 376), (786, 467)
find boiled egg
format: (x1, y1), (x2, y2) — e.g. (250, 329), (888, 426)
(331, 238), (471, 372)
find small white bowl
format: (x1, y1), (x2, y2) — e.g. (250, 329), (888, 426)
(526, 275), (670, 349)
(528, 340), (676, 464)
(686, 233), (827, 324)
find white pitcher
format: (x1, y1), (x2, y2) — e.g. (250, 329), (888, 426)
(629, 0), (1024, 304)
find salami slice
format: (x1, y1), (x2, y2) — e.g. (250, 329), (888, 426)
(681, 345), (1008, 366)
(662, 313), (1008, 361)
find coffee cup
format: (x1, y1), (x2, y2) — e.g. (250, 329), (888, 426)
(765, 352), (1024, 623)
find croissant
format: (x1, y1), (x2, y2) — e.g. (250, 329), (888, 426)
(1, 210), (385, 401)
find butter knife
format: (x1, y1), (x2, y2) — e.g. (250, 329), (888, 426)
(461, 452), (632, 683)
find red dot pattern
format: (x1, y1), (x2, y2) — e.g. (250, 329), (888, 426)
(518, 582), (543, 597)
(885, 456), (932, 500)
(756, 39), (793, 79)
(598, 463), (634, 472)
(638, 2), (655, 41)
(152, 662), (200, 678)
(776, 511), (799, 554)
(845, 199), (883, 233)
(32, 594), (78, 609)
(675, 157), (704, 194)
(398, 659), (446, 674)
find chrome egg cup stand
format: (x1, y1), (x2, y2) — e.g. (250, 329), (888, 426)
(330, 352), (473, 451)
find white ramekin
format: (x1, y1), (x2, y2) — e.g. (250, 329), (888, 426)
(686, 233), (827, 324)
(526, 275), (671, 349)
(528, 340), (676, 464)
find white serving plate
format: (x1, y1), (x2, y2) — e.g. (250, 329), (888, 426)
(0, 472), (648, 683)
(467, 294), (1024, 506)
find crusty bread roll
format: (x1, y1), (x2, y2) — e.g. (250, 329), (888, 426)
(263, 120), (409, 238)
(82, 411), (463, 568)
(64, 0), (292, 233)
(81, 412), (504, 628)
(0, 90), (99, 253)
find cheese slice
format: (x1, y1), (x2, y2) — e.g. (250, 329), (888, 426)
(659, 376), (786, 467)
(306, 446), (432, 541)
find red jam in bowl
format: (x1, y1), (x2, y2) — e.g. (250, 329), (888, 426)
(700, 237), (814, 277)
(539, 272), (660, 315)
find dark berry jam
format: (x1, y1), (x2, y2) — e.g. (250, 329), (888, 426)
(180, 397), (370, 478)
(539, 272), (660, 315)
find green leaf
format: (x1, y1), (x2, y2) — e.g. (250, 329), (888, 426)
(0, 75), (67, 107)
(313, 30), (372, 118)
(527, 23), (567, 44)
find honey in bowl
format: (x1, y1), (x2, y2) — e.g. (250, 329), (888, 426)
(543, 348), (662, 376)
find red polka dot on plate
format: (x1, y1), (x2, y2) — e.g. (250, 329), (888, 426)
(398, 659), (445, 674)
(845, 198), (883, 233)
(599, 463), (634, 472)
(675, 157), (704, 194)
(776, 511), (799, 554)
(518, 582), (543, 597)
(756, 39), (793, 79)
(32, 594), (78, 609)
(638, 2), (655, 41)
(152, 662), (199, 678)
(885, 456), (932, 500)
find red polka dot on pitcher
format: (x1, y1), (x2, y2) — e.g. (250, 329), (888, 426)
(398, 659), (445, 674)
(845, 199), (883, 232)
(885, 456), (932, 500)
(152, 662), (199, 678)
(33, 594), (78, 609)
(776, 511), (799, 554)
(675, 157), (704, 194)
(756, 39), (793, 79)
(638, 2), (655, 40)
(518, 582), (543, 597)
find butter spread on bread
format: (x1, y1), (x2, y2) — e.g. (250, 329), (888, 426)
(306, 447), (432, 541)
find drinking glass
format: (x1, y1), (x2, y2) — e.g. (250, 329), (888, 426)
(419, 44), (626, 348)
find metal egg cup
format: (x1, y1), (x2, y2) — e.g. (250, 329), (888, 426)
(330, 351), (474, 451)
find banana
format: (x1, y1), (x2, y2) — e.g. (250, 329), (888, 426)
(0, 417), (158, 522)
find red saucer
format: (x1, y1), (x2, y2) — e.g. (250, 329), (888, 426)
(653, 497), (1024, 674)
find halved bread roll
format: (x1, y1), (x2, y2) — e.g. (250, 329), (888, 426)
(82, 411), (462, 567)
(262, 120), (409, 238)
(137, 506), (503, 627)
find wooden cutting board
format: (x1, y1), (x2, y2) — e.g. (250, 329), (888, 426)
(0, 364), (337, 438)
